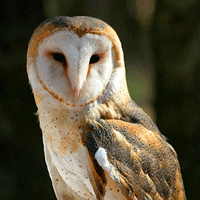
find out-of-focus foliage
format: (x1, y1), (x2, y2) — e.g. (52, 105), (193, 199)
(0, 0), (199, 199)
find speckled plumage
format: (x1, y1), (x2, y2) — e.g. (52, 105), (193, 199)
(27, 16), (186, 200)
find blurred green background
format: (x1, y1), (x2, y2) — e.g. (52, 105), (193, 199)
(1, 0), (200, 199)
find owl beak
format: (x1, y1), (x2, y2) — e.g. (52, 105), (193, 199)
(67, 64), (86, 99)
(72, 86), (81, 99)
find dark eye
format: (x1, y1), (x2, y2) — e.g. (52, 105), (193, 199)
(89, 54), (100, 64)
(52, 53), (66, 66)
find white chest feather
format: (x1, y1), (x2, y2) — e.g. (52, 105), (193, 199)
(38, 103), (96, 199)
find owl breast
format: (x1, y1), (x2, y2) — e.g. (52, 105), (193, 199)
(38, 101), (97, 199)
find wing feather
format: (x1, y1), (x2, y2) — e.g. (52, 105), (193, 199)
(81, 119), (186, 200)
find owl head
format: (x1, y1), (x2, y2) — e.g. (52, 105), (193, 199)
(27, 16), (129, 109)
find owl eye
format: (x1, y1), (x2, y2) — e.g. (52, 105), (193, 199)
(89, 54), (100, 64)
(52, 53), (66, 66)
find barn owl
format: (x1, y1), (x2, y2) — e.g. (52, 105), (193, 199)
(27, 16), (186, 200)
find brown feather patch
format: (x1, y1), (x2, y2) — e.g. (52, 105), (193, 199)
(81, 119), (186, 200)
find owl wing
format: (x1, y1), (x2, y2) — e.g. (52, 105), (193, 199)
(82, 119), (186, 200)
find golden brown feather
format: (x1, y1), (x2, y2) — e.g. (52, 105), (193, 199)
(81, 118), (186, 200)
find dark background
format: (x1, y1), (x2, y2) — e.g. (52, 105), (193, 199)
(0, 0), (199, 199)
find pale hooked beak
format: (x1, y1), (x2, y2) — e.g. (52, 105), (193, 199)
(72, 86), (81, 99)
(67, 61), (88, 100)
(68, 73), (86, 100)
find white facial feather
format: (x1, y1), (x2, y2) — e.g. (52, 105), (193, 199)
(34, 30), (117, 107)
